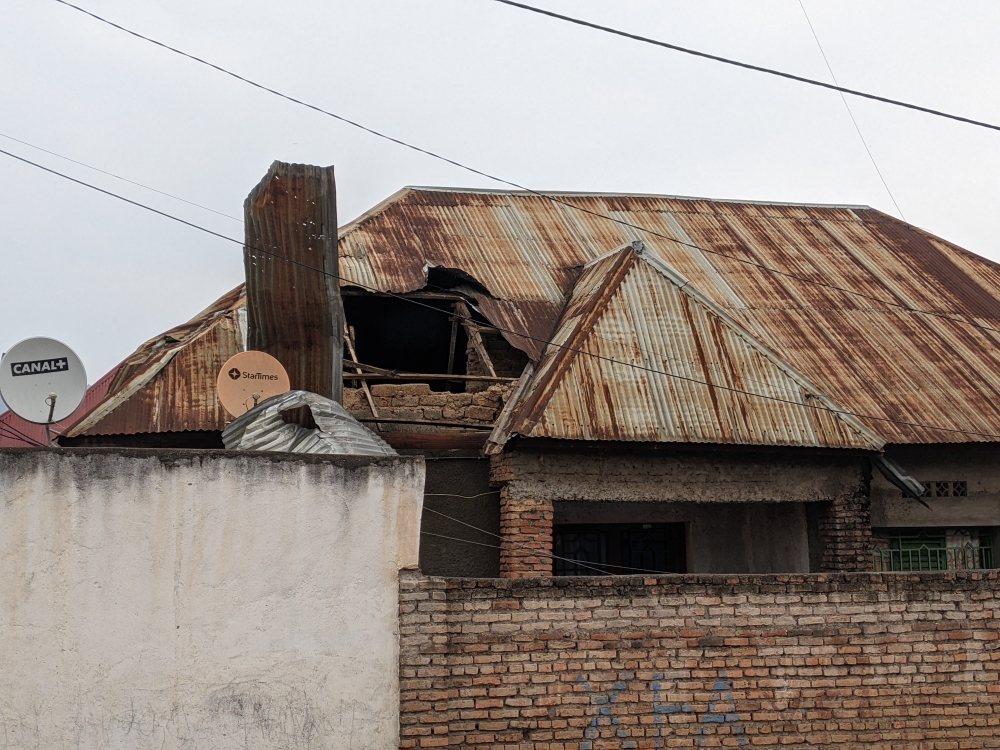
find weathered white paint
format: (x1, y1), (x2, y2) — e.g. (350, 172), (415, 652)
(0, 448), (424, 749)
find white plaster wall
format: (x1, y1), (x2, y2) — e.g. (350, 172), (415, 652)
(0, 449), (424, 749)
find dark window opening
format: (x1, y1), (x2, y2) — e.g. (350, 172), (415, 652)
(343, 294), (468, 392)
(872, 527), (995, 571)
(554, 523), (686, 576)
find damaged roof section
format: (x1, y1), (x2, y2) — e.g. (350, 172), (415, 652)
(338, 188), (1000, 444)
(488, 242), (883, 452)
(62, 286), (246, 440)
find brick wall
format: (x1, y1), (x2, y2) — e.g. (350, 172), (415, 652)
(467, 330), (531, 391)
(343, 383), (512, 431)
(817, 480), (874, 572)
(490, 447), (868, 504)
(499, 494), (553, 578)
(399, 571), (1000, 748)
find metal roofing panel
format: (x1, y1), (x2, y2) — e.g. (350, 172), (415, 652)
(338, 189), (1000, 444)
(244, 162), (342, 401)
(64, 286), (245, 438)
(0, 366), (119, 447)
(493, 244), (881, 450)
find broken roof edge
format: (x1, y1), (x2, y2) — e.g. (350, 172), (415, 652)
(490, 241), (886, 453)
(62, 286), (247, 439)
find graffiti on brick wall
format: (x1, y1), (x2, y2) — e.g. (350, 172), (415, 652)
(578, 671), (747, 748)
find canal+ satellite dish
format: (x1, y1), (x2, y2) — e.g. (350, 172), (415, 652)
(218, 351), (290, 417)
(0, 337), (87, 424)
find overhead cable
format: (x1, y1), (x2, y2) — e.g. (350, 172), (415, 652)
(47, 0), (1000, 340)
(797, 1), (904, 221)
(487, 0), (1000, 133)
(423, 507), (686, 576)
(0, 415), (50, 446)
(0, 131), (242, 223)
(0, 423), (47, 448)
(4, 144), (1000, 442)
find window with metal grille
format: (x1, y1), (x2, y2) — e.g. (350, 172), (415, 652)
(872, 528), (994, 571)
(903, 480), (968, 498)
(553, 523), (686, 576)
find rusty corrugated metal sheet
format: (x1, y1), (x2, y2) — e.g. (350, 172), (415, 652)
(63, 285), (245, 437)
(244, 161), (342, 401)
(0, 365), (120, 447)
(489, 244), (882, 450)
(337, 189), (1000, 444)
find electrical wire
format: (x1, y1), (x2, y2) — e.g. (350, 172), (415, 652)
(0, 414), (50, 447)
(487, 0), (1000, 133)
(0, 132), (242, 223)
(4, 145), (1000, 443)
(0, 423), (47, 448)
(797, 1), (904, 221)
(48, 0), (1000, 336)
(422, 507), (676, 576)
(425, 490), (501, 499)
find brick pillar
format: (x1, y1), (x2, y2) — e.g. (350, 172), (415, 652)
(818, 482), (874, 572)
(499, 494), (553, 578)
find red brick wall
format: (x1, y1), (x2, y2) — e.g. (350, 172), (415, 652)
(817, 471), (874, 572)
(499, 495), (553, 578)
(398, 571), (1000, 748)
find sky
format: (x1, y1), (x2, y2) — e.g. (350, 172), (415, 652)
(2, 0), (999, 382)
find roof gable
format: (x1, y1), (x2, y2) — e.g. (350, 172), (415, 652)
(491, 242), (883, 451)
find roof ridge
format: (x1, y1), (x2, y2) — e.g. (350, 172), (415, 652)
(402, 186), (873, 210)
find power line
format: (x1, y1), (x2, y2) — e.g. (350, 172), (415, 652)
(0, 132), (242, 223)
(4, 144), (1000, 443)
(423, 506), (681, 576)
(48, 0), (1000, 340)
(0, 422), (47, 448)
(0, 415), (50, 447)
(487, 0), (1000, 133)
(797, 1), (904, 221)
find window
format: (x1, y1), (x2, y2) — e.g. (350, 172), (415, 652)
(553, 523), (686, 576)
(872, 528), (994, 571)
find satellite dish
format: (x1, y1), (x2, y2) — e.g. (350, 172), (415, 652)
(217, 351), (291, 417)
(0, 337), (87, 424)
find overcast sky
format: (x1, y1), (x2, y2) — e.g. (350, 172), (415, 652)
(2, 0), (999, 381)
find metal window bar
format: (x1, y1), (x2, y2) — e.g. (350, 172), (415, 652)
(873, 535), (994, 571)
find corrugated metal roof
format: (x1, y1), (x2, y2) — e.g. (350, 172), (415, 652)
(486, 242), (882, 450)
(63, 285), (245, 438)
(244, 162), (343, 401)
(338, 189), (1000, 444)
(0, 365), (119, 447)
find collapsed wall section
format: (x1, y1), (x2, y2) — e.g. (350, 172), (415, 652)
(399, 571), (1000, 748)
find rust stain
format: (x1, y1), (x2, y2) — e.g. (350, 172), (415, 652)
(340, 188), (1000, 444)
(63, 286), (245, 438)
